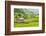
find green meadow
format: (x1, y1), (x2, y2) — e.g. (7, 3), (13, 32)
(14, 8), (39, 27)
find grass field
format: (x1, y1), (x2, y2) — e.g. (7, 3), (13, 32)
(14, 17), (39, 27)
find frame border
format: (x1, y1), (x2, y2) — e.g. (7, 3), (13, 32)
(5, 1), (45, 35)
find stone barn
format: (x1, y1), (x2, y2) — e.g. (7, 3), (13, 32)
(16, 17), (24, 23)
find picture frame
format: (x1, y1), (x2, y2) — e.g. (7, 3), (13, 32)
(5, 1), (45, 35)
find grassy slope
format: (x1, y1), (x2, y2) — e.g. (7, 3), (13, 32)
(14, 17), (39, 27)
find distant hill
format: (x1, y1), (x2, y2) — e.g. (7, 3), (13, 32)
(21, 8), (39, 16)
(14, 8), (39, 18)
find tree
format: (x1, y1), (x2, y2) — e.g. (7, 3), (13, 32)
(14, 8), (27, 18)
